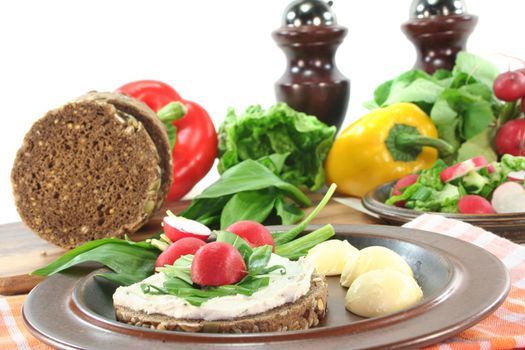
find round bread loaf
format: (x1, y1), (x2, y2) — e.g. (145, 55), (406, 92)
(11, 100), (162, 248)
(77, 91), (173, 210)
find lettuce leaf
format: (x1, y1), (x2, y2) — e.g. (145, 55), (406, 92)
(366, 52), (507, 163)
(218, 103), (336, 191)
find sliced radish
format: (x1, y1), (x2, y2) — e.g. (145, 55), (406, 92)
(163, 215), (211, 242)
(440, 156), (488, 183)
(392, 174), (419, 196)
(391, 174), (419, 207)
(492, 182), (525, 213)
(458, 195), (496, 214)
(191, 242), (247, 286)
(155, 237), (206, 268)
(226, 221), (275, 251)
(487, 164), (496, 174)
(508, 170), (525, 181)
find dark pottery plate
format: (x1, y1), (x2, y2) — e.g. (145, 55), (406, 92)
(362, 181), (525, 243)
(23, 225), (510, 350)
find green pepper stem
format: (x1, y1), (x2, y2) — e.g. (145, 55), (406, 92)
(395, 133), (455, 157)
(158, 102), (187, 124)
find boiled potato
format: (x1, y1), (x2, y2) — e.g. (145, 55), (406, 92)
(340, 246), (413, 287)
(306, 239), (359, 276)
(345, 269), (423, 318)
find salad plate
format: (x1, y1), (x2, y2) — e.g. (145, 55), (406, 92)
(362, 181), (525, 243)
(23, 224), (509, 350)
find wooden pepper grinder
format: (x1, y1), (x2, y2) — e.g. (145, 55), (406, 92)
(401, 0), (478, 74)
(273, 0), (350, 131)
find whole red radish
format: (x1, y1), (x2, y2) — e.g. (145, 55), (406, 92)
(391, 174), (419, 207)
(495, 119), (525, 156)
(155, 237), (206, 268)
(191, 242), (247, 286)
(492, 182), (525, 213)
(440, 156), (488, 183)
(226, 221), (275, 250)
(163, 215), (211, 242)
(493, 70), (525, 102)
(458, 195), (496, 214)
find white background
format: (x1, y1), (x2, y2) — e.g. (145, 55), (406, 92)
(1, 0), (524, 224)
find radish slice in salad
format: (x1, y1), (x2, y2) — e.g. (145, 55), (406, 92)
(458, 195), (495, 214)
(491, 182), (525, 213)
(508, 170), (525, 181)
(440, 156), (488, 183)
(163, 211), (211, 242)
(391, 174), (419, 207)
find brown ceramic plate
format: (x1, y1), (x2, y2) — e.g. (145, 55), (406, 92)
(362, 181), (525, 243)
(23, 225), (510, 350)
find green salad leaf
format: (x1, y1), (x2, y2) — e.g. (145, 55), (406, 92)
(386, 155), (525, 213)
(218, 103), (336, 191)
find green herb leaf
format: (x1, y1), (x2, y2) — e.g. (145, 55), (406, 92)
(247, 245), (272, 274)
(274, 196), (304, 225)
(32, 239), (159, 286)
(197, 160), (310, 207)
(215, 230), (253, 263)
(273, 183), (336, 246)
(220, 190), (276, 229)
(275, 224), (335, 260)
(157, 255), (194, 285)
(256, 153), (290, 175)
(144, 271), (272, 307)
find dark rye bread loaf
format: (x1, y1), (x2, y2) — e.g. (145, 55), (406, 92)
(11, 100), (162, 248)
(77, 91), (172, 210)
(114, 274), (328, 333)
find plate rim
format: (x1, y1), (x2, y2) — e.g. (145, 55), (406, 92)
(23, 224), (511, 350)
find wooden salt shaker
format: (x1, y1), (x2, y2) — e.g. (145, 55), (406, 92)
(273, 0), (350, 131)
(401, 0), (478, 74)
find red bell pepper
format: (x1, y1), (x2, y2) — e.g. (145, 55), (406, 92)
(116, 80), (217, 202)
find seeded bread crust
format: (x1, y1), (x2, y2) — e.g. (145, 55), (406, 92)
(11, 100), (161, 248)
(77, 91), (172, 209)
(114, 274), (327, 333)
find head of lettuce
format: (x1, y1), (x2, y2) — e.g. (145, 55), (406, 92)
(218, 103), (336, 191)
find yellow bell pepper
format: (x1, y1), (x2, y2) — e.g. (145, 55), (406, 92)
(325, 103), (453, 197)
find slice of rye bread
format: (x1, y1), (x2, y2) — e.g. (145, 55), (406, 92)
(114, 274), (328, 333)
(11, 100), (161, 248)
(77, 91), (172, 210)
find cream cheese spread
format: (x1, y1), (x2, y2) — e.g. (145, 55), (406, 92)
(113, 254), (314, 321)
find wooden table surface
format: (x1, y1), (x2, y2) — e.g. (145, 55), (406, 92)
(0, 195), (381, 295)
